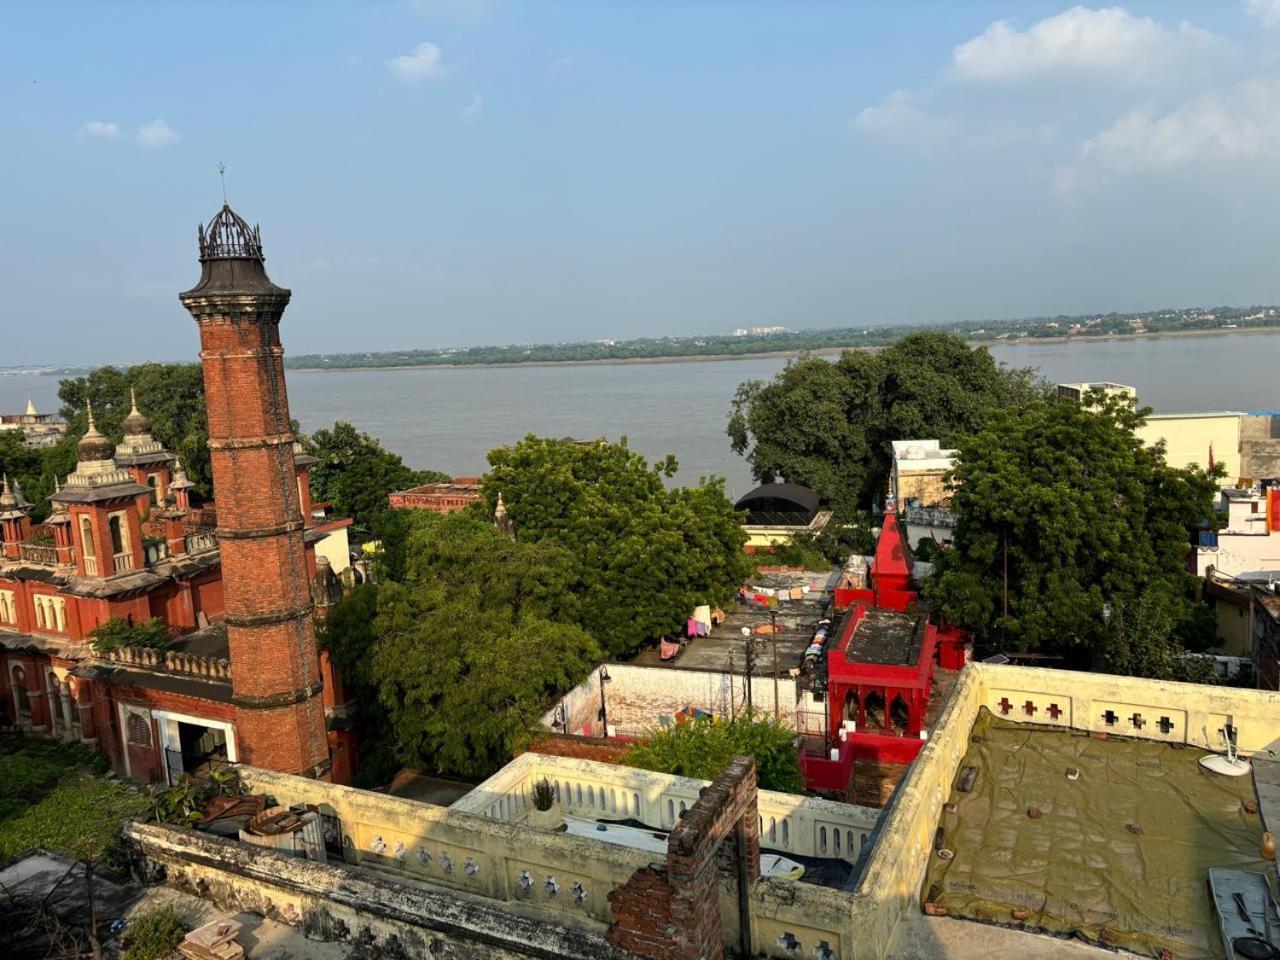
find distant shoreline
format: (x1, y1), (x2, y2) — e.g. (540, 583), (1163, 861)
(285, 324), (1280, 374)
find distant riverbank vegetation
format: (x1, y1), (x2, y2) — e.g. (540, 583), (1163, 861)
(283, 304), (1280, 371)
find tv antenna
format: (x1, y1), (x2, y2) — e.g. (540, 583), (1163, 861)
(217, 162), (228, 204)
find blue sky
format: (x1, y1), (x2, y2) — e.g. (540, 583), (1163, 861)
(4, 1), (1280, 365)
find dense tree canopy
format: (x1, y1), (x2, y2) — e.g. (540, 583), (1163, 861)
(727, 332), (1047, 514)
(929, 393), (1219, 663)
(320, 512), (600, 779)
(302, 421), (448, 537)
(484, 436), (755, 658)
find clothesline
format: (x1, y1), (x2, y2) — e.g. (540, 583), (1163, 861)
(737, 579), (828, 607)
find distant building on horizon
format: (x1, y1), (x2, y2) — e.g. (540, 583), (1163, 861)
(0, 398), (66, 449)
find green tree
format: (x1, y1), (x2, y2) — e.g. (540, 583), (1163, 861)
(483, 436), (754, 658)
(1097, 590), (1218, 683)
(302, 421), (449, 536)
(622, 715), (805, 794)
(58, 363), (211, 497)
(0, 430), (55, 522)
(323, 512), (601, 780)
(929, 393), (1219, 665)
(728, 332), (1047, 514)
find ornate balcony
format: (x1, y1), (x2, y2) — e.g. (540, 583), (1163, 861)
(17, 543), (58, 565)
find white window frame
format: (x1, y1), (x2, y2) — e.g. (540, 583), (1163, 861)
(151, 708), (238, 786)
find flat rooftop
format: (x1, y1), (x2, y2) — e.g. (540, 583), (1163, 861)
(630, 569), (836, 677)
(844, 608), (925, 666)
(924, 709), (1270, 960)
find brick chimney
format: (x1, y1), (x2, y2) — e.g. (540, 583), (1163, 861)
(179, 203), (329, 778)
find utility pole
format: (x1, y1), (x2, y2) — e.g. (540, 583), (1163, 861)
(1002, 529), (1009, 619)
(771, 610), (780, 723)
(744, 633), (755, 716)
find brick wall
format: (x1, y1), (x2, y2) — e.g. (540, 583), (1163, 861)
(607, 756), (761, 960)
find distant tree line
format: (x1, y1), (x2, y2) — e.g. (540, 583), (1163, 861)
(282, 304), (1280, 370)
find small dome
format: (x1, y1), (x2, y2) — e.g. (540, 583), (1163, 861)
(0, 475), (16, 509)
(121, 388), (152, 437)
(78, 403), (115, 462)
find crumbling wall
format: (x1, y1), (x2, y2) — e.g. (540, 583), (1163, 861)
(607, 756), (760, 960)
(125, 820), (632, 960)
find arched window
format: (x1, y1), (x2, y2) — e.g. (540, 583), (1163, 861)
(108, 516), (124, 555)
(10, 666), (30, 718)
(79, 516), (95, 557)
(126, 711), (151, 747)
(48, 673), (63, 731)
(146, 475), (160, 505)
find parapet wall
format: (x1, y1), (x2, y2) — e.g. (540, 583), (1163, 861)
(233, 763), (868, 959)
(847, 663), (1280, 958)
(543, 662), (799, 738)
(454, 752), (879, 864)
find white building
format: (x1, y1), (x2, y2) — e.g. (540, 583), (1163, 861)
(1197, 486), (1280, 578)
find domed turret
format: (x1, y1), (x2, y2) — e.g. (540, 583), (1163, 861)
(0, 475), (16, 510)
(179, 203), (289, 302)
(77, 402), (115, 463)
(121, 388), (152, 437)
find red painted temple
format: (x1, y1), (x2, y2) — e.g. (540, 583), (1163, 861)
(803, 498), (969, 798)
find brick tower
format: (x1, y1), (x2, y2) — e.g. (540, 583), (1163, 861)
(179, 204), (329, 778)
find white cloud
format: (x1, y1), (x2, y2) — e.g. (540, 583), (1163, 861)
(952, 6), (1225, 84)
(460, 93), (483, 123)
(137, 119), (180, 148)
(547, 56), (573, 78)
(77, 120), (120, 140)
(852, 89), (959, 146)
(1054, 79), (1280, 194)
(1244, 0), (1280, 29)
(388, 41), (445, 81)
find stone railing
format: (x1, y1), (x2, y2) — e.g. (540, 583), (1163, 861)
(104, 645), (231, 680)
(184, 531), (218, 555)
(112, 551), (133, 571)
(454, 752), (880, 865)
(83, 556), (99, 576)
(18, 542), (59, 565)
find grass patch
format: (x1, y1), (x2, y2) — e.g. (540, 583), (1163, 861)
(121, 904), (190, 960)
(0, 732), (145, 867)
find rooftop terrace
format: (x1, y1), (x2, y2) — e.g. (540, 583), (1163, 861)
(923, 709), (1272, 960)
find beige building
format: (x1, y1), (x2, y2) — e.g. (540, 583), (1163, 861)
(890, 440), (956, 508)
(1136, 411), (1244, 480)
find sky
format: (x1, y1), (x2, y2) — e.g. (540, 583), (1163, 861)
(4, 1), (1280, 366)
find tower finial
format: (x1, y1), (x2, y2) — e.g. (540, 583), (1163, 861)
(86, 399), (96, 429)
(218, 162), (227, 204)
(129, 386), (140, 415)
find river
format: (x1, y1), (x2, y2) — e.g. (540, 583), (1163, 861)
(2, 332), (1276, 499)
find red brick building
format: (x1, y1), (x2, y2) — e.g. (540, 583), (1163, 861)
(0, 204), (356, 784)
(388, 477), (482, 514)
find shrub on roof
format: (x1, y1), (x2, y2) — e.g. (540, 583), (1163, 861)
(623, 714), (805, 794)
